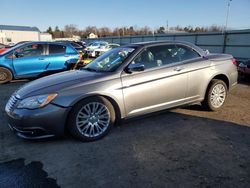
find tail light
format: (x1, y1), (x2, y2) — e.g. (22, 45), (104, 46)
(232, 58), (237, 66)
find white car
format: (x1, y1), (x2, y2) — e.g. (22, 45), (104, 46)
(84, 41), (109, 57)
(91, 43), (120, 57)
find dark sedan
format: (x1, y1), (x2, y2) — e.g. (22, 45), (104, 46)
(238, 59), (250, 77)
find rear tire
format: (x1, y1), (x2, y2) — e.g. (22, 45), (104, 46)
(202, 79), (227, 111)
(67, 96), (115, 142)
(0, 67), (12, 84)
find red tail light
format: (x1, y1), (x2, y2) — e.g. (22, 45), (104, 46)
(232, 58), (237, 66)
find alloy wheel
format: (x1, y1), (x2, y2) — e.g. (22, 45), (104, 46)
(76, 102), (110, 138)
(210, 83), (226, 108)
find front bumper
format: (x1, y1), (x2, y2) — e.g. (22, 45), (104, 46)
(5, 103), (71, 140)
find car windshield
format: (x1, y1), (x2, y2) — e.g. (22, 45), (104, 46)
(83, 47), (135, 72)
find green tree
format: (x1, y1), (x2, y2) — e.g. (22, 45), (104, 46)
(55, 26), (60, 32)
(46, 26), (54, 37)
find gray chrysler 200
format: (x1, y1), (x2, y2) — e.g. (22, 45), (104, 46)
(5, 41), (238, 141)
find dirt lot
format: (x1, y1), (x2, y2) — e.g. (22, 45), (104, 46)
(0, 80), (250, 188)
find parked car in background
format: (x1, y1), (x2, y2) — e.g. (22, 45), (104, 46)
(0, 48), (7, 54)
(238, 59), (250, 77)
(74, 41), (86, 48)
(89, 43), (120, 57)
(69, 42), (85, 53)
(0, 43), (10, 54)
(0, 41), (79, 83)
(5, 41), (238, 141)
(84, 41), (109, 57)
(0, 43), (6, 48)
(57, 41), (85, 53)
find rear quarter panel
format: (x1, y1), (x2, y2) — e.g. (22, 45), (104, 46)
(186, 56), (236, 102)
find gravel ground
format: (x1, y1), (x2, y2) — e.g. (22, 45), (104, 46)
(0, 80), (249, 188)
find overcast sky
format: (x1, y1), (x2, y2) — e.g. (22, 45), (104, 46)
(1, 0), (249, 31)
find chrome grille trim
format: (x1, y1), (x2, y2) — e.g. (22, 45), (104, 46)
(5, 95), (19, 112)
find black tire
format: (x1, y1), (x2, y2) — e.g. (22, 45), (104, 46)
(0, 67), (13, 84)
(67, 96), (116, 142)
(202, 79), (228, 111)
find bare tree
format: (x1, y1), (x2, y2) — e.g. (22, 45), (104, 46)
(98, 27), (112, 37)
(64, 24), (79, 37)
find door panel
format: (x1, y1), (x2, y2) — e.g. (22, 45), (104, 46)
(121, 65), (188, 117)
(45, 54), (69, 71)
(185, 58), (212, 100)
(13, 56), (48, 77)
(13, 44), (47, 77)
(174, 45), (211, 100)
(121, 44), (190, 117)
(45, 44), (70, 70)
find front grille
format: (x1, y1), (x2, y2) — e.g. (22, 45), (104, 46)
(5, 95), (19, 112)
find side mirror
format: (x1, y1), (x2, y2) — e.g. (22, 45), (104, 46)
(127, 63), (145, 73)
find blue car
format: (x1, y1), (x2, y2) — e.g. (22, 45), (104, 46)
(0, 42), (79, 84)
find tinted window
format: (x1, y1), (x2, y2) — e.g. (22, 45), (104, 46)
(49, 44), (66, 54)
(134, 49), (156, 70)
(71, 42), (81, 48)
(175, 45), (200, 61)
(133, 45), (179, 70)
(15, 44), (44, 58)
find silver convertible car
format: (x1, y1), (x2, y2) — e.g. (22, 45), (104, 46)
(5, 41), (238, 141)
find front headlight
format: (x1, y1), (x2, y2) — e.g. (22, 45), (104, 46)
(17, 94), (58, 109)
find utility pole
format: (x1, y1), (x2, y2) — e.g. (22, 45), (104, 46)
(166, 20), (169, 33)
(224, 0), (232, 32)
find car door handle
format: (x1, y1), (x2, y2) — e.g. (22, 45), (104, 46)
(64, 55), (70, 57)
(174, 66), (184, 72)
(38, 58), (45, 60)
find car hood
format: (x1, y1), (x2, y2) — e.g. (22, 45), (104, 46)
(15, 70), (107, 99)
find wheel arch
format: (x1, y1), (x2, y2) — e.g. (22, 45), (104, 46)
(0, 65), (14, 76)
(211, 74), (229, 89)
(203, 73), (229, 100)
(0, 66), (14, 83)
(64, 94), (122, 133)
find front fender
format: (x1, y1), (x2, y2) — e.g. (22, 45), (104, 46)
(52, 78), (126, 118)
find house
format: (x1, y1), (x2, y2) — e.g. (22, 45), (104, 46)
(88, 33), (98, 39)
(0, 25), (40, 45)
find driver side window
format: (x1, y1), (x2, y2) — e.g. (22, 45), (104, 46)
(134, 49), (157, 70)
(15, 44), (45, 58)
(133, 45), (180, 70)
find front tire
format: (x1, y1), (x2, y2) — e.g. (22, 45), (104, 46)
(0, 67), (13, 84)
(67, 96), (115, 141)
(202, 79), (228, 111)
